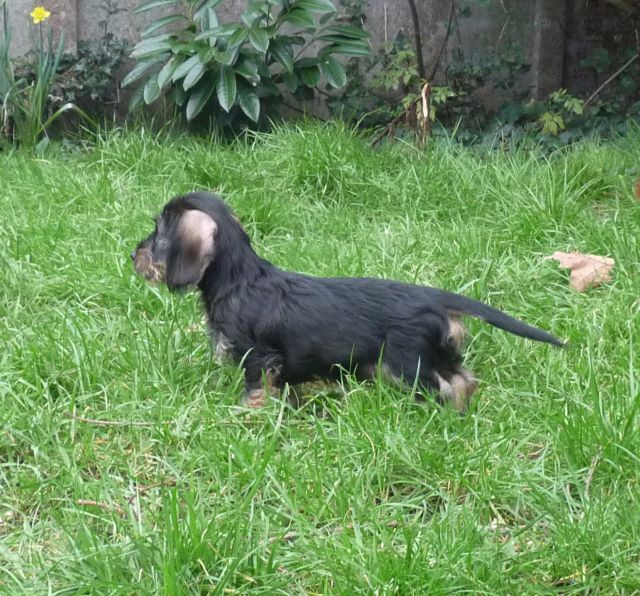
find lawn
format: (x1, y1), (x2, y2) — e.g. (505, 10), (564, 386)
(1, 123), (639, 593)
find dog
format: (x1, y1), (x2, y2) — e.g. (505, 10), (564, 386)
(132, 192), (563, 411)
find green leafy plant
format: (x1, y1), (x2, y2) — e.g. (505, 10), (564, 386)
(47, 0), (128, 110)
(371, 38), (419, 93)
(537, 89), (584, 136)
(46, 36), (128, 109)
(123, 0), (370, 124)
(0, 3), (93, 150)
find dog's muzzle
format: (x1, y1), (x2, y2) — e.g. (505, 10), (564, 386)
(132, 247), (166, 284)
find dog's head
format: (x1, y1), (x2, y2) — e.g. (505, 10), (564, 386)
(132, 192), (246, 291)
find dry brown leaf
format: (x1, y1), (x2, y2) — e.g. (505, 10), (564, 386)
(634, 178), (640, 201)
(547, 251), (615, 292)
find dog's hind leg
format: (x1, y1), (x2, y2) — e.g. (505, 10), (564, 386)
(432, 367), (478, 412)
(382, 333), (477, 413)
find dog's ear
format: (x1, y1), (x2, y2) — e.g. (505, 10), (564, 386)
(166, 209), (218, 290)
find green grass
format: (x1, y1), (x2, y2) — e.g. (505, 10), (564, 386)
(1, 122), (639, 594)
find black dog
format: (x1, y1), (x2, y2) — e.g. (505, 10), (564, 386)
(132, 192), (563, 411)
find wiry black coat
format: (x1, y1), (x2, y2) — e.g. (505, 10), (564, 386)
(133, 192), (563, 410)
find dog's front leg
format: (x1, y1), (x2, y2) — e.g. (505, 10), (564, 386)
(241, 354), (282, 409)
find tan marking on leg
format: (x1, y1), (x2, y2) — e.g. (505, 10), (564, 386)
(378, 363), (402, 384)
(242, 388), (267, 408)
(436, 367), (478, 412)
(212, 332), (232, 364)
(447, 317), (467, 351)
(241, 366), (282, 408)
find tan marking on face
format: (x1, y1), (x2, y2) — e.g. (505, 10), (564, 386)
(133, 247), (166, 283)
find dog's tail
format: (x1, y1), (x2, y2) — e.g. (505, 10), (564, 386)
(432, 290), (565, 347)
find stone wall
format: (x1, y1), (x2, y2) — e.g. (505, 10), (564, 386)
(2, 0), (606, 109)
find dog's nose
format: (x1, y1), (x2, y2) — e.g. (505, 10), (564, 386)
(130, 250), (136, 261)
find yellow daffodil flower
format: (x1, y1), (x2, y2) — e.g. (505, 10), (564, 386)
(30, 6), (51, 24)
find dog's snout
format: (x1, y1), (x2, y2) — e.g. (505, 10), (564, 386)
(130, 249), (136, 261)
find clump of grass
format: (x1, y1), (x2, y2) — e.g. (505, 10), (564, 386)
(1, 122), (639, 593)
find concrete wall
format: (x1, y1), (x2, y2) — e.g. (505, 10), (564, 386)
(2, 0), (607, 110)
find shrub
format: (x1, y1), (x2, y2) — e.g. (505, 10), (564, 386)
(123, 0), (370, 125)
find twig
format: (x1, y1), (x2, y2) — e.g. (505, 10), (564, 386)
(370, 96), (422, 147)
(585, 446), (603, 501)
(75, 499), (126, 516)
(495, 15), (511, 53)
(315, 87), (365, 116)
(384, 2), (388, 44)
(428, 0), (456, 80)
(406, 0), (426, 80)
(64, 412), (152, 427)
(583, 52), (640, 108)
(127, 479), (177, 504)
(371, 0), (451, 147)
(419, 82), (431, 145)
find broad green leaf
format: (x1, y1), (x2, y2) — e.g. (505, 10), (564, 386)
(299, 65), (320, 87)
(228, 27), (248, 48)
(216, 45), (240, 66)
(283, 8), (315, 28)
(325, 24), (369, 39)
(208, 8), (219, 27)
(319, 11), (334, 25)
(195, 24), (241, 41)
(320, 41), (370, 57)
(191, 0), (222, 21)
(283, 71), (298, 92)
(171, 85), (187, 106)
(130, 34), (173, 59)
(317, 33), (370, 45)
(142, 15), (185, 37)
(294, 0), (335, 14)
(217, 65), (237, 112)
(128, 85), (145, 112)
(186, 79), (215, 120)
(134, 0), (178, 15)
(277, 34), (305, 46)
(248, 28), (269, 53)
(269, 39), (293, 73)
(172, 54), (200, 81)
(295, 57), (319, 68)
(143, 75), (161, 103)
(237, 85), (260, 121)
(183, 60), (206, 90)
(242, 3), (267, 27)
(157, 56), (181, 88)
(198, 46), (218, 63)
(235, 59), (260, 82)
(193, 0), (222, 24)
(122, 55), (166, 87)
(320, 55), (346, 87)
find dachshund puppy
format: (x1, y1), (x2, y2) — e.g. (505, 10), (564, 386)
(132, 192), (563, 411)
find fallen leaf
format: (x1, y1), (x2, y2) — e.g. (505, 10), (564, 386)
(547, 251), (615, 292)
(635, 178), (640, 201)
